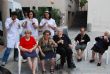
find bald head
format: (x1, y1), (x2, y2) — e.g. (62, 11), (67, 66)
(104, 31), (109, 36)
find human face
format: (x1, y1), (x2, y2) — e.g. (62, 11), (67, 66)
(57, 30), (63, 37)
(44, 13), (49, 19)
(80, 28), (85, 35)
(25, 32), (31, 38)
(29, 12), (33, 19)
(44, 33), (50, 40)
(12, 15), (17, 20)
(104, 32), (109, 36)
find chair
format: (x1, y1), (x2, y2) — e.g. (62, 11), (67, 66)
(84, 42), (90, 60)
(16, 42), (39, 74)
(105, 50), (109, 64)
(16, 42), (22, 74)
(73, 40), (89, 60)
(93, 42), (109, 64)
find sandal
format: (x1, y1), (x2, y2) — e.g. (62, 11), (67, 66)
(42, 70), (46, 74)
(50, 69), (54, 74)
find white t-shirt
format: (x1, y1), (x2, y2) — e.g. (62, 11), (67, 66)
(23, 18), (39, 39)
(40, 18), (57, 37)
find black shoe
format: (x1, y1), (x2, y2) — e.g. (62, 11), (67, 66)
(42, 70), (46, 74)
(89, 59), (95, 63)
(68, 63), (76, 69)
(59, 64), (64, 69)
(14, 58), (18, 62)
(68, 65), (76, 69)
(50, 69), (54, 74)
(77, 58), (82, 62)
(97, 63), (101, 66)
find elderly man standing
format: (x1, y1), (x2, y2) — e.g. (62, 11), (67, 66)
(53, 28), (76, 69)
(1, 11), (21, 66)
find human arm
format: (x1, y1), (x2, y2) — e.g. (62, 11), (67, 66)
(74, 34), (80, 43)
(32, 18), (39, 29)
(5, 18), (15, 30)
(37, 46), (45, 57)
(39, 19), (47, 29)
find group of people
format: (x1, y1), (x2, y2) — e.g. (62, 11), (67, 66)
(1, 10), (110, 74)
(74, 27), (110, 67)
(1, 10), (76, 74)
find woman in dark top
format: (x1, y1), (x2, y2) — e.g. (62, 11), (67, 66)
(53, 28), (76, 69)
(75, 27), (90, 62)
(90, 32), (110, 66)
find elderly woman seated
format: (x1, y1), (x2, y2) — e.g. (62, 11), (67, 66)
(90, 32), (110, 66)
(53, 28), (76, 69)
(19, 29), (40, 74)
(38, 30), (57, 74)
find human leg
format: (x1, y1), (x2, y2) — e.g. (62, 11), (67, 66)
(97, 53), (102, 66)
(90, 50), (96, 63)
(32, 57), (37, 74)
(14, 48), (18, 61)
(2, 48), (12, 66)
(50, 58), (55, 74)
(41, 60), (46, 72)
(66, 48), (76, 69)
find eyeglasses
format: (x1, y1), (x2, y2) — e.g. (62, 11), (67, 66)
(45, 33), (50, 36)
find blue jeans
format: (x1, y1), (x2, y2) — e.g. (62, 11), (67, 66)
(2, 48), (11, 63)
(2, 48), (18, 63)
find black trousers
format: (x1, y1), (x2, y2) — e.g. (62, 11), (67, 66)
(56, 47), (74, 67)
(14, 48), (18, 60)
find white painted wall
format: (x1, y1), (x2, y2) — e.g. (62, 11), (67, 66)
(88, 0), (110, 32)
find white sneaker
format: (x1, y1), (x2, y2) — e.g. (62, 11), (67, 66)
(1, 62), (6, 66)
(22, 59), (27, 63)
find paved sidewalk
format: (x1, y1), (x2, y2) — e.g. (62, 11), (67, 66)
(0, 30), (110, 74)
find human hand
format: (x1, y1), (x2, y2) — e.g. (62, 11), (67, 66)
(81, 40), (85, 42)
(41, 52), (45, 57)
(48, 25), (52, 28)
(60, 40), (64, 44)
(23, 21), (27, 28)
(58, 40), (63, 44)
(28, 49), (33, 53)
(69, 44), (73, 49)
(44, 22), (48, 26)
(76, 41), (79, 44)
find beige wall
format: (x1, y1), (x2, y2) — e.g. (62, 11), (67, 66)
(17, 0), (78, 27)
(88, 0), (110, 32)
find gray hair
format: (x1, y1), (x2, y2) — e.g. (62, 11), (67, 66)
(24, 29), (32, 34)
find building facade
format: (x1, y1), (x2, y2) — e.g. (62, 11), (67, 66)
(16, 0), (79, 27)
(88, 0), (110, 32)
